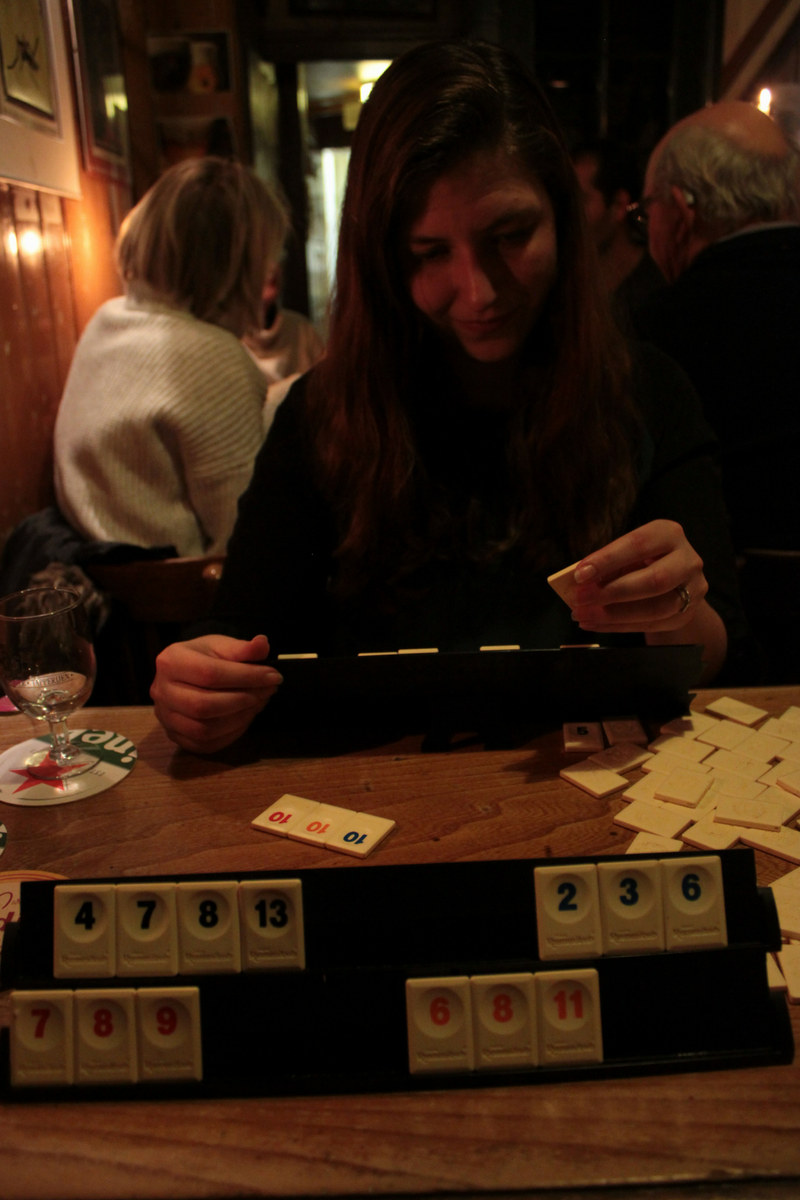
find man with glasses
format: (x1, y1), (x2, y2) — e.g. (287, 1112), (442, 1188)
(633, 100), (800, 680)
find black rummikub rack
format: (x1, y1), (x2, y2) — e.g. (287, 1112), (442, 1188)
(0, 849), (792, 1102)
(262, 645), (704, 734)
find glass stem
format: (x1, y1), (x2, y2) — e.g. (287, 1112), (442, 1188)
(48, 718), (75, 764)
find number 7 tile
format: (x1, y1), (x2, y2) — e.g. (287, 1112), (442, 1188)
(115, 883), (178, 977)
(10, 990), (74, 1087)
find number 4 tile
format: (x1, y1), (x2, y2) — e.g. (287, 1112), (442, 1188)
(54, 885), (116, 978)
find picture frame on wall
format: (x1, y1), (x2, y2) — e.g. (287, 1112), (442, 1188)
(66, 0), (130, 181)
(0, 0), (81, 195)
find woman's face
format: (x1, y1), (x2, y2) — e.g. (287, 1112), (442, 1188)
(407, 149), (558, 363)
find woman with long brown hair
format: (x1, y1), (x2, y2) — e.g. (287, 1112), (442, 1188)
(152, 41), (739, 753)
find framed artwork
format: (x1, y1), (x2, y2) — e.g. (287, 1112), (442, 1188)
(0, 0), (80, 195)
(148, 33), (231, 96)
(66, 0), (129, 181)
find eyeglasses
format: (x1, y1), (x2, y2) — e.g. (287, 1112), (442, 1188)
(627, 196), (655, 232)
(627, 188), (695, 232)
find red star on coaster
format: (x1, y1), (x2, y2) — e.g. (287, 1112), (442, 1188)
(9, 764), (74, 793)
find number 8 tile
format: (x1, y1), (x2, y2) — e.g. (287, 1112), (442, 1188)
(176, 881), (241, 974)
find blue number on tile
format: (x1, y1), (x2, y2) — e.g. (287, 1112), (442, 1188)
(619, 877), (639, 906)
(343, 832), (367, 845)
(682, 872), (701, 902)
(557, 881), (578, 911)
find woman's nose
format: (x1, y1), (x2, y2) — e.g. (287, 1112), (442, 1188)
(454, 249), (497, 308)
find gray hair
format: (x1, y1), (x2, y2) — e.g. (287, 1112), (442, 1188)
(652, 124), (800, 239)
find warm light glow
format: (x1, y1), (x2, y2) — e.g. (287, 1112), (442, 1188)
(360, 81), (373, 103)
(758, 88), (772, 113)
(6, 231), (17, 256)
(357, 60), (391, 85)
(19, 230), (43, 255)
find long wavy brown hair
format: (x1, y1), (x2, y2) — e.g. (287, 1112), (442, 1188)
(307, 41), (640, 598)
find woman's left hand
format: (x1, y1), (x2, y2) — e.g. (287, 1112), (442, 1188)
(568, 519), (707, 634)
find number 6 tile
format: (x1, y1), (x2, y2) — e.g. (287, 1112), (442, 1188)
(406, 976), (474, 1074)
(661, 855), (728, 951)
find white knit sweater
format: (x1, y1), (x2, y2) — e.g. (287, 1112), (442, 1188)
(54, 296), (268, 556)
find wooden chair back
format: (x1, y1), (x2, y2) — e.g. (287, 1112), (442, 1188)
(84, 556), (225, 704)
(86, 556), (225, 623)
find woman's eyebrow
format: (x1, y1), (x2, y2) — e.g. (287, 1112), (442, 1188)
(486, 203), (541, 230)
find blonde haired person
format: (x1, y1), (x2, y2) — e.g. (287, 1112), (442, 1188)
(54, 157), (290, 557)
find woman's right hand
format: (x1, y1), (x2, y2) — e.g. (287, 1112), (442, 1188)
(151, 634), (282, 754)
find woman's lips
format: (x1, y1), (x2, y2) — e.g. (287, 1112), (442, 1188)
(453, 313), (512, 336)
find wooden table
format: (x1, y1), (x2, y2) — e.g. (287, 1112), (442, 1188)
(2, 687), (800, 1200)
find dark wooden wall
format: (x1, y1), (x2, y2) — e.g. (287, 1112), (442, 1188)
(0, 167), (131, 553)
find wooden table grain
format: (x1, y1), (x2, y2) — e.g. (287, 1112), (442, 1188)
(2, 687), (800, 1200)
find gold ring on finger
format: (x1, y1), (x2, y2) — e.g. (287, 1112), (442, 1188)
(675, 584), (690, 614)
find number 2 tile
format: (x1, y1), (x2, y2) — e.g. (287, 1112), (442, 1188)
(534, 864), (602, 961)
